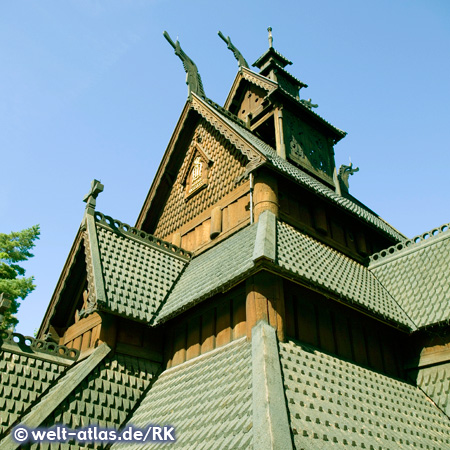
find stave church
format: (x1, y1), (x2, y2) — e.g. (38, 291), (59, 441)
(1, 29), (450, 449)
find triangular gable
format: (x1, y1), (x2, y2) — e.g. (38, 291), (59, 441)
(136, 94), (266, 237)
(224, 67), (278, 115)
(39, 209), (191, 341)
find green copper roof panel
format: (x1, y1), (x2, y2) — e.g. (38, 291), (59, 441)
(370, 224), (450, 328)
(112, 338), (252, 450)
(280, 340), (450, 449)
(32, 353), (158, 449)
(207, 99), (404, 242)
(96, 223), (187, 323)
(157, 224), (258, 322)
(0, 350), (66, 436)
(277, 221), (414, 328)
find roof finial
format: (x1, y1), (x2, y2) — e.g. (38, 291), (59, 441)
(163, 31), (206, 98)
(83, 179), (104, 211)
(268, 27), (273, 48)
(218, 31), (249, 69)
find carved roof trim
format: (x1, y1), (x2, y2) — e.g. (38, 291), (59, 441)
(0, 329), (80, 363)
(190, 94), (266, 172)
(95, 211), (192, 261)
(224, 68), (277, 111)
(369, 222), (450, 268)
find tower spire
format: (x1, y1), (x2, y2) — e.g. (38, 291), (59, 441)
(268, 27), (273, 48)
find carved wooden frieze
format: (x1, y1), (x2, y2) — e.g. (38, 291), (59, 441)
(284, 110), (335, 184)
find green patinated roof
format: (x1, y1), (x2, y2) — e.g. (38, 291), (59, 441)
(0, 350), (67, 436)
(277, 220), (414, 329)
(280, 339), (450, 449)
(94, 212), (189, 323)
(196, 96), (404, 242)
(112, 338), (253, 450)
(35, 353), (158, 441)
(157, 224), (258, 322)
(370, 223), (450, 328)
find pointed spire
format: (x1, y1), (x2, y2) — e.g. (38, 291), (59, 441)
(163, 31), (206, 98)
(83, 179), (104, 212)
(218, 31), (249, 69)
(268, 27), (273, 48)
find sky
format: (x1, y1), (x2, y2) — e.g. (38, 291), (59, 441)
(1, 1), (449, 335)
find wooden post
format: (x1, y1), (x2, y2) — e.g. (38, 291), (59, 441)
(253, 170), (278, 222)
(246, 272), (285, 341)
(210, 207), (222, 239)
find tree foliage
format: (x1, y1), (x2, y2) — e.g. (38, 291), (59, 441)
(0, 225), (40, 329)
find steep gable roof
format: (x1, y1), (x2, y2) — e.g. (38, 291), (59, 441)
(93, 212), (189, 323)
(370, 222), (450, 328)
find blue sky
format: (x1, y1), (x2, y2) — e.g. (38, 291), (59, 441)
(2, 1), (449, 335)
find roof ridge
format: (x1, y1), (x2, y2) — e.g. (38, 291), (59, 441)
(0, 329), (79, 362)
(94, 211), (192, 260)
(201, 96), (247, 127)
(369, 222), (450, 267)
(269, 61), (308, 88)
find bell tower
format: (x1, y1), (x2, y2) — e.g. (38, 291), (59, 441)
(226, 28), (346, 189)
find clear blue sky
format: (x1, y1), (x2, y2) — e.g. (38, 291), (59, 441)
(2, 1), (449, 335)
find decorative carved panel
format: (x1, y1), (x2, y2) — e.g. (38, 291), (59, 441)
(284, 110), (335, 184)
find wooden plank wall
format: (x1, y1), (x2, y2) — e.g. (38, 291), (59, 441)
(180, 193), (250, 253)
(278, 179), (394, 260)
(284, 282), (405, 379)
(164, 287), (246, 369)
(61, 313), (102, 352)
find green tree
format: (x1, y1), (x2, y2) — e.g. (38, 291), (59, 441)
(0, 225), (40, 329)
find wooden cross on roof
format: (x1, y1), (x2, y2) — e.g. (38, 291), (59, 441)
(83, 179), (104, 210)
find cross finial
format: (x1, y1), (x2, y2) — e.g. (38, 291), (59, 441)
(83, 179), (104, 211)
(268, 27), (273, 48)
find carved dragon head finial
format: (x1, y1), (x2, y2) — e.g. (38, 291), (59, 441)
(268, 27), (273, 48)
(338, 162), (359, 194)
(300, 98), (319, 109)
(163, 31), (206, 98)
(218, 31), (249, 69)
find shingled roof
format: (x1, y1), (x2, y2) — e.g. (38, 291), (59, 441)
(276, 220), (414, 329)
(112, 338), (253, 450)
(281, 339), (450, 448)
(369, 222), (450, 328)
(93, 212), (189, 323)
(0, 330), (79, 443)
(156, 211), (413, 329)
(74, 207), (413, 330)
